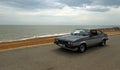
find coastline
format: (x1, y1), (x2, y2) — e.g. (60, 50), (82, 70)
(0, 29), (120, 51)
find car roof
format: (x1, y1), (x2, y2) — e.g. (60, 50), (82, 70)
(75, 29), (101, 32)
(75, 28), (100, 30)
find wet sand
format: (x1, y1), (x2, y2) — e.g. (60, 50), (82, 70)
(0, 29), (120, 50)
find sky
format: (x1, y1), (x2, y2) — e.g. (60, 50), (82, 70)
(0, 0), (120, 25)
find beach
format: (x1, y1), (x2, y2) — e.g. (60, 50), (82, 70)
(0, 29), (120, 51)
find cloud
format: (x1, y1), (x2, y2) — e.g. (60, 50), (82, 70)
(59, 0), (120, 7)
(93, 0), (120, 7)
(0, 0), (65, 10)
(0, 0), (120, 25)
(82, 5), (110, 12)
(0, 0), (120, 12)
(59, 0), (120, 12)
(59, 0), (92, 6)
(17, 6), (80, 16)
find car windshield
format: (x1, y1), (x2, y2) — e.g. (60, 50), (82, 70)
(71, 29), (88, 36)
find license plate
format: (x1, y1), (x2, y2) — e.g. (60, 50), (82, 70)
(58, 44), (65, 47)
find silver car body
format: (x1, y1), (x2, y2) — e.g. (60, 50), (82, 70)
(54, 29), (108, 50)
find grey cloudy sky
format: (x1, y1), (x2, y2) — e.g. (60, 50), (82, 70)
(0, 0), (120, 25)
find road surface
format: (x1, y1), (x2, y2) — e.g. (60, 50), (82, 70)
(0, 35), (120, 70)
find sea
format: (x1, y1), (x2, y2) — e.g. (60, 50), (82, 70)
(0, 25), (119, 42)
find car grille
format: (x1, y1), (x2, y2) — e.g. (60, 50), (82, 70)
(58, 40), (68, 45)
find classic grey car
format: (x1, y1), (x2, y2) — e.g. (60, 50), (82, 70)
(54, 29), (108, 53)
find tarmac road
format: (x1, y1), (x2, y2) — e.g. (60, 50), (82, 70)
(0, 35), (120, 70)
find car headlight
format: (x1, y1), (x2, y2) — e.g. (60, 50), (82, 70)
(55, 39), (58, 42)
(68, 42), (73, 45)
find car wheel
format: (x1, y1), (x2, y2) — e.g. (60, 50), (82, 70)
(101, 40), (106, 46)
(77, 44), (86, 53)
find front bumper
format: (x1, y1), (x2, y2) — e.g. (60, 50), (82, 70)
(54, 41), (78, 51)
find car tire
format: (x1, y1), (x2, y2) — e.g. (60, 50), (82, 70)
(101, 40), (106, 46)
(77, 44), (86, 53)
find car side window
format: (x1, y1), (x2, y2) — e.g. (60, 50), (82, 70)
(90, 30), (98, 36)
(97, 30), (102, 35)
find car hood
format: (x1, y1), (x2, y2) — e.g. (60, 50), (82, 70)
(56, 35), (88, 42)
